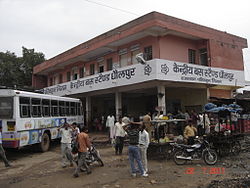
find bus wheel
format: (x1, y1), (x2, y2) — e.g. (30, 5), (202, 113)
(40, 132), (50, 152)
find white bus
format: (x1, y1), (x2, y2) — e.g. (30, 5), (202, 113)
(0, 89), (84, 151)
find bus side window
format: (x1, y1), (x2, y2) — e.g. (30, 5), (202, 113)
(42, 99), (50, 117)
(65, 102), (70, 116)
(77, 102), (83, 116)
(70, 102), (76, 116)
(77, 102), (80, 115)
(51, 100), (59, 116)
(59, 101), (65, 116)
(31, 98), (42, 117)
(19, 97), (31, 118)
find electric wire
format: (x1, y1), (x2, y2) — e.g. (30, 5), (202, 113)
(83, 0), (139, 16)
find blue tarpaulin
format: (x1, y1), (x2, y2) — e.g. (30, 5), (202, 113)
(204, 103), (242, 113)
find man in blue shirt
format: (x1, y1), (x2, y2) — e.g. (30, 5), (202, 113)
(0, 125), (11, 167)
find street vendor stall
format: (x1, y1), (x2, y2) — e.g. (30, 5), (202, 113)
(204, 103), (244, 156)
(147, 119), (186, 159)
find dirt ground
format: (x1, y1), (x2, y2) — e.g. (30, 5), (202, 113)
(0, 134), (250, 188)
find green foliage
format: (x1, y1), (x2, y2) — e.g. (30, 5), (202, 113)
(0, 47), (45, 88)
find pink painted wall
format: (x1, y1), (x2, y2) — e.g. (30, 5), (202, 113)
(209, 39), (244, 70)
(159, 35), (199, 63)
(46, 36), (160, 85)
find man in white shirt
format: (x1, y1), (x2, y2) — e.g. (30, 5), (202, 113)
(106, 115), (115, 141)
(58, 123), (73, 168)
(139, 124), (150, 173)
(0, 125), (11, 167)
(114, 117), (126, 155)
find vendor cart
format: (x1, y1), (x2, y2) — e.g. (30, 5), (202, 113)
(204, 103), (244, 156)
(147, 119), (186, 159)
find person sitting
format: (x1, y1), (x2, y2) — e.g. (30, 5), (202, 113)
(183, 120), (197, 145)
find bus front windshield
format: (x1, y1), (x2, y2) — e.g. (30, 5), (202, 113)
(0, 97), (13, 119)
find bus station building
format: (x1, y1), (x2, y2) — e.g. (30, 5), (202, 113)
(32, 11), (248, 125)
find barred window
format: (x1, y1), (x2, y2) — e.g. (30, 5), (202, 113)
(188, 49), (196, 64)
(79, 67), (85, 78)
(144, 46), (152, 60)
(90, 64), (95, 75)
(67, 71), (71, 81)
(199, 48), (208, 66)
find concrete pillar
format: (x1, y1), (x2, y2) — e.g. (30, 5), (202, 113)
(115, 91), (122, 121)
(206, 87), (210, 101)
(86, 96), (91, 127)
(157, 85), (166, 114)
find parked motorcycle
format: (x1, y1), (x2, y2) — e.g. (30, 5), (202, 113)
(171, 137), (218, 165)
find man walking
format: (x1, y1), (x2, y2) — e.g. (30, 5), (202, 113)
(58, 122), (74, 168)
(0, 125), (11, 167)
(139, 124), (149, 173)
(73, 127), (92, 177)
(123, 122), (148, 177)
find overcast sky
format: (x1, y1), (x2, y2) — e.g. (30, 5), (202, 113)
(0, 0), (249, 80)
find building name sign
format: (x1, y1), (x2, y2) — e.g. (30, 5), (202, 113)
(42, 67), (136, 95)
(41, 59), (244, 96)
(159, 62), (236, 85)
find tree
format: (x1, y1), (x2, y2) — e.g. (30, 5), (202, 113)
(21, 47), (45, 87)
(0, 47), (45, 88)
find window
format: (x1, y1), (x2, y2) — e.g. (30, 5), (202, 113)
(90, 64), (95, 75)
(73, 73), (78, 80)
(188, 49), (196, 64)
(77, 102), (82, 115)
(54, 75), (59, 85)
(59, 74), (63, 83)
(199, 48), (208, 66)
(65, 102), (70, 116)
(106, 58), (113, 71)
(51, 100), (59, 116)
(99, 65), (104, 73)
(0, 97), (13, 119)
(59, 101), (65, 116)
(42, 99), (50, 117)
(31, 98), (42, 117)
(144, 46), (152, 60)
(72, 67), (78, 80)
(119, 54), (127, 67)
(131, 49), (140, 64)
(79, 67), (85, 78)
(20, 97), (31, 118)
(67, 71), (71, 81)
(49, 78), (53, 86)
(70, 102), (76, 116)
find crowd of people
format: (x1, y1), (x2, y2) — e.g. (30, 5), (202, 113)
(57, 117), (151, 178)
(2, 109), (237, 179)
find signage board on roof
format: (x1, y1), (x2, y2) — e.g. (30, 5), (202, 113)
(40, 59), (245, 96)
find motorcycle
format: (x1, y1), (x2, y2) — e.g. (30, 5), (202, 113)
(66, 144), (104, 167)
(85, 145), (104, 166)
(171, 137), (218, 165)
